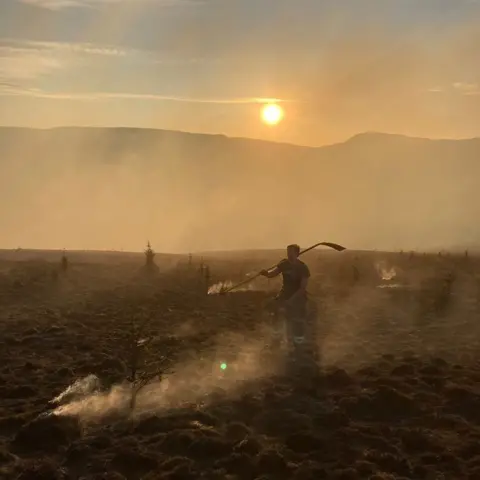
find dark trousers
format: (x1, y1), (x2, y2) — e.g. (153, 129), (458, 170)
(267, 293), (317, 357)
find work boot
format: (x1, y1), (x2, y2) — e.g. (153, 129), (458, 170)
(284, 336), (318, 376)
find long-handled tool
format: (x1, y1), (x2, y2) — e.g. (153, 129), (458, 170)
(218, 241), (346, 294)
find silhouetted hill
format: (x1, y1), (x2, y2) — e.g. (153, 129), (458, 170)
(0, 127), (479, 252)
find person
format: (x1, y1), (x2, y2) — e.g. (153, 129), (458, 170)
(260, 244), (316, 368)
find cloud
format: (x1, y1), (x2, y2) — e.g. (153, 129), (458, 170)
(20, 0), (91, 8)
(0, 85), (287, 104)
(0, 38), (129, 57)
(0, 38), (210, 82)
(426, 82), (480, 96)
(0, 38), (137, 83)
(19, 0), (201, 9)
(0, 37), (240, 107)
(0, 46), (62, 80)
(0, 38), (287, 104)
(427, 87), (445, 93)
(453, 82), (479, 95)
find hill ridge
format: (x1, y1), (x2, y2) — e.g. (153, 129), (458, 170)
(1, 125), (479, 149)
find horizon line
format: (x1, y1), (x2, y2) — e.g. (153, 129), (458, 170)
(0, 246), (478, 255)
(1, 125), (480, 149)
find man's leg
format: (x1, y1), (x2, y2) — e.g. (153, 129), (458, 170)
(285, 302), (305, 361)
(285, 300), (318, 371)
(305, 299), (320, 364)
(265, 295), (285, 350)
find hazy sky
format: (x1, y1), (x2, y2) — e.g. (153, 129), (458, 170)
(1, 0), (480, 145)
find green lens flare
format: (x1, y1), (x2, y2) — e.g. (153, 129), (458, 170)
(220, 363), (227, 370)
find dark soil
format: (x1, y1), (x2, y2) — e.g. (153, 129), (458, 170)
(1, 250), (480, 479)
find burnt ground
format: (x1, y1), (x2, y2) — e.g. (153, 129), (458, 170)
(1, 250), (480, 479)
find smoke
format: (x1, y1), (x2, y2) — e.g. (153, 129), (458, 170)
(318, 287), (386, 367)
(207, 278), (266, 295)
(52, 383), (130, 421)
(1, 126), (479, 254)
(50, 374), (101, 406)
(208, 280), (240, 295)
(51, 327), (278, 424)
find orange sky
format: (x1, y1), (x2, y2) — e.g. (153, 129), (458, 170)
(0, 0), (479, 145)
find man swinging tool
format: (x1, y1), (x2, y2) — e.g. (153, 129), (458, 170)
(260, 244), (316, 369)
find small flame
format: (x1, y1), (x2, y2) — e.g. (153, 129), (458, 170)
(208, 280), (234, 295)
(375, 262), (397, 281)
(381, 267), (397, 281)
(208, 280), (264, 295)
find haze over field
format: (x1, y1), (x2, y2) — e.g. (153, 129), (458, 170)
(1, 127), (480, 253)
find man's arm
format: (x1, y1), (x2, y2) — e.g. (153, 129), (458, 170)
(260, 266), (281, 278)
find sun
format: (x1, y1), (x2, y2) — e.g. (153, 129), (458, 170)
(261, 103), (284, 126)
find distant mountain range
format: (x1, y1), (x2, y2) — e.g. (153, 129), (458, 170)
(0, 127), (479, 252)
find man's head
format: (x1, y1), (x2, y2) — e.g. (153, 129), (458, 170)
(287, 244), (301, 262)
